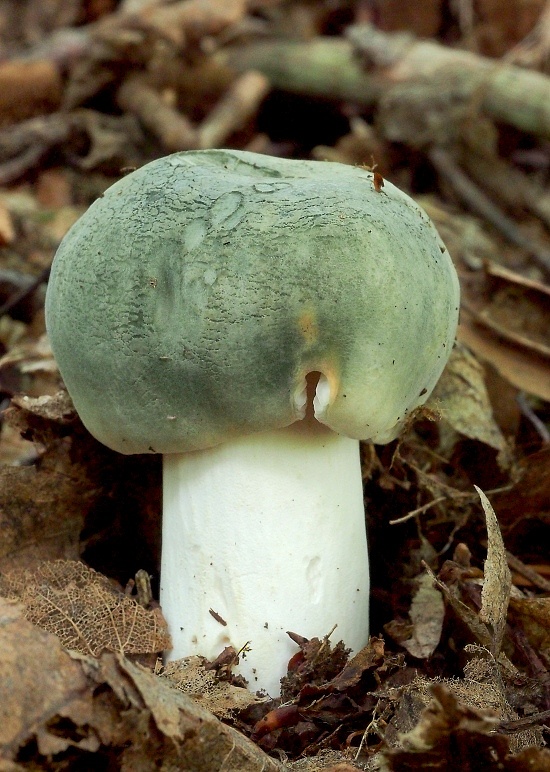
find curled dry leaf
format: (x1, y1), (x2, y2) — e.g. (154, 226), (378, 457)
(249, 638), (392, 757)
(424, 169), (550, 403)
(476, 486), (512, 656)
(281, 632), (351, 701)
(465, 262), (550, 359)
(6, 390), (78, 443)
(0, 560), (171, 656)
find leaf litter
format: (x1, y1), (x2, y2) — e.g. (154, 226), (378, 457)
(0, 1), (549, 769)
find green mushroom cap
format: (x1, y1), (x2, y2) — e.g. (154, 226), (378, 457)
(45, 149), (460, 454)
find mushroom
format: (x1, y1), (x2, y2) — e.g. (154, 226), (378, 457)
(45, 149), (459, 695)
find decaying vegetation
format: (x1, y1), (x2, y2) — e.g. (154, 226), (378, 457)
(0, 1), (549, 769)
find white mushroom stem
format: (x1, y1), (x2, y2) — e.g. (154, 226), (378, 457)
(160, 421), (370, 697)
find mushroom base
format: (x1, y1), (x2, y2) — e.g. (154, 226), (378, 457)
(160, 422), (370, 696)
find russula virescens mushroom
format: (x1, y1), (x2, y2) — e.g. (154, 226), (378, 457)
(45, 149), (459, 695)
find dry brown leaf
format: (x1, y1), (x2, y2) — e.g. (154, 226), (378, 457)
(508, 596), (550, 656)
(395, 682), (500, 750)
(384, 647), (539, 755)
(477, 487), (512, 656)
(0, 560), (171, 656)
(90, 653), (285, 770)
(463, 261), (550, 358)
(0, 598), (283, 769)
(0, 598), (94, 760)
(0, 333), (59, 399)
(0, 392), (116, 573)
(431, 202), (550, 400)
(493, 446), (550, 527)
(160, 655), (266, 718)
(458, 301), (550, 402)
(424, 563), (493, 647)
(420, 197), (502, 271)
(0, 451), (88, 573)
(382, 672), (540, 769)
(428, 345), (511, 466)
(400, 572), (445, 659)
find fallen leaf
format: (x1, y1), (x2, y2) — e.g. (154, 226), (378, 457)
(382, 683), (509, 769)
(428, 345), (511, 467)
(0, 598), (94, 760)
(0, 598), (283, 769)
(0, 560), (171, 656)
(493, 446), (550, 527)
(400, 572), (445, 659)
(425, 562), (493, 648)
(508, 596), (550, 654)
(160, 655), (265, 718)
(464, 261), (550, 359)
(476, 486), (512, 655)
(0, 451), (89, 572)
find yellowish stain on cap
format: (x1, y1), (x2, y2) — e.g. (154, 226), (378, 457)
(297, 307), (319, 347)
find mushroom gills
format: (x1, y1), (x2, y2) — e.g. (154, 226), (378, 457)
(292, 370), (333, 423)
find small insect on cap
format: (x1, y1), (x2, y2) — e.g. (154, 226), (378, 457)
(45, 150), (460, 454)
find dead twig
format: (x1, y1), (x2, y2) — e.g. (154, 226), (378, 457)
(506, 550), (550, 592)
(461, 148), (550, 233)
(389, 496), (447, 525)
(0, 114), (73, 185)
(0, 267), (51, 321)
(117, 75), (197, 152)
(0, 60), (62, 125)
(0, 110), (142, 183)
(498, 709), (550, 734)
(197, 70), (269, 149)
(516, 393), (550, 445)
(429, 147), (550, 277)
(224, 25), (550, 143)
